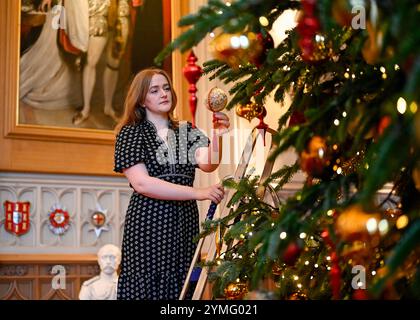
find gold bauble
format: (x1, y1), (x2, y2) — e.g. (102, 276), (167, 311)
(206, 87), (228, 112)
(236, 102), (264, 122)
(288, 292), (308, 300)
(307, 136), (327, 155)
(335, 205), (381, 242)
(224, 282), (248, 300)
(210, 32), (263, 69)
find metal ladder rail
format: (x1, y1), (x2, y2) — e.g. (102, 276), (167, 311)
(179, 127), (260, 300)
(190, 127), (279, 300)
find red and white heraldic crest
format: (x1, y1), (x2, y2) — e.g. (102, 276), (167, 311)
(4, 201), (30, 236)
(48, 205), (70, 235)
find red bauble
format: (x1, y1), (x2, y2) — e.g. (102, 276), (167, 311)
(299, 39), (314, 61)
(297, 16), (321, 37)
(301, 0), (317, 16)
(330, 264), (341, 299)
(352, 289), (370, 300)
(377, 116), (392, 137)
(301, 157), (326, 177)
(296, 0), (329, 64)
(288, 111), (306, 127)
(256, 107), (269, 146)
(321, 229), (335, 248)
(254, 32), (274, 67)
(299, 36), (314, 47)
(182, 51), (202, 127)
(321, 231), (341, 300)
(283, 242), (302, 266)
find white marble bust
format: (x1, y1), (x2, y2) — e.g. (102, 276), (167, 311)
(79, 244), (121, 300)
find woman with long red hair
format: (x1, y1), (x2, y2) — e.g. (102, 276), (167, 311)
(114, 68), (230, 299)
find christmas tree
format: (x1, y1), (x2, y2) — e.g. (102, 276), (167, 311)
(156, 0), (420, 300)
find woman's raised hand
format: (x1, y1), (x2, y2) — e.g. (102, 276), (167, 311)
(212, 112), (230, 136)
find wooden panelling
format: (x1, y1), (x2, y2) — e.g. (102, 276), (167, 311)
(0, 254), (98, 300)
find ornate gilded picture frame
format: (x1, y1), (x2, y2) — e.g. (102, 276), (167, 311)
(1, 0), (185, 145)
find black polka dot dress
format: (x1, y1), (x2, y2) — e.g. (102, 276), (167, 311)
(114, 119), (209, 300)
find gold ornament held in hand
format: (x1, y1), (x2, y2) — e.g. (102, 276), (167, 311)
(206, 87), (228, 112)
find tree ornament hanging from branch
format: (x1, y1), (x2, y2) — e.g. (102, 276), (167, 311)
(183, 51), (202, 128)
(299, 136), (332, 178)
(235, 101), (264, 122)
(297, 0), (333, 63)
(254, 31), (274, 68)
(224, 281), (248, 300)
(210, 32), (264, 69)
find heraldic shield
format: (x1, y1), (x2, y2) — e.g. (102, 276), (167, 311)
(4, 201), (30, 235)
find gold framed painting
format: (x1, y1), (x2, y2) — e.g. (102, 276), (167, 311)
(2, 0), (187, 145)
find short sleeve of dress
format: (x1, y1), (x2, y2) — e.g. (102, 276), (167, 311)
(187, 122), (210, 168)
(114, 125), (145, 173)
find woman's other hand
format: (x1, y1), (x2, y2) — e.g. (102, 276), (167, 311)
(196, 183), (225, 204)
